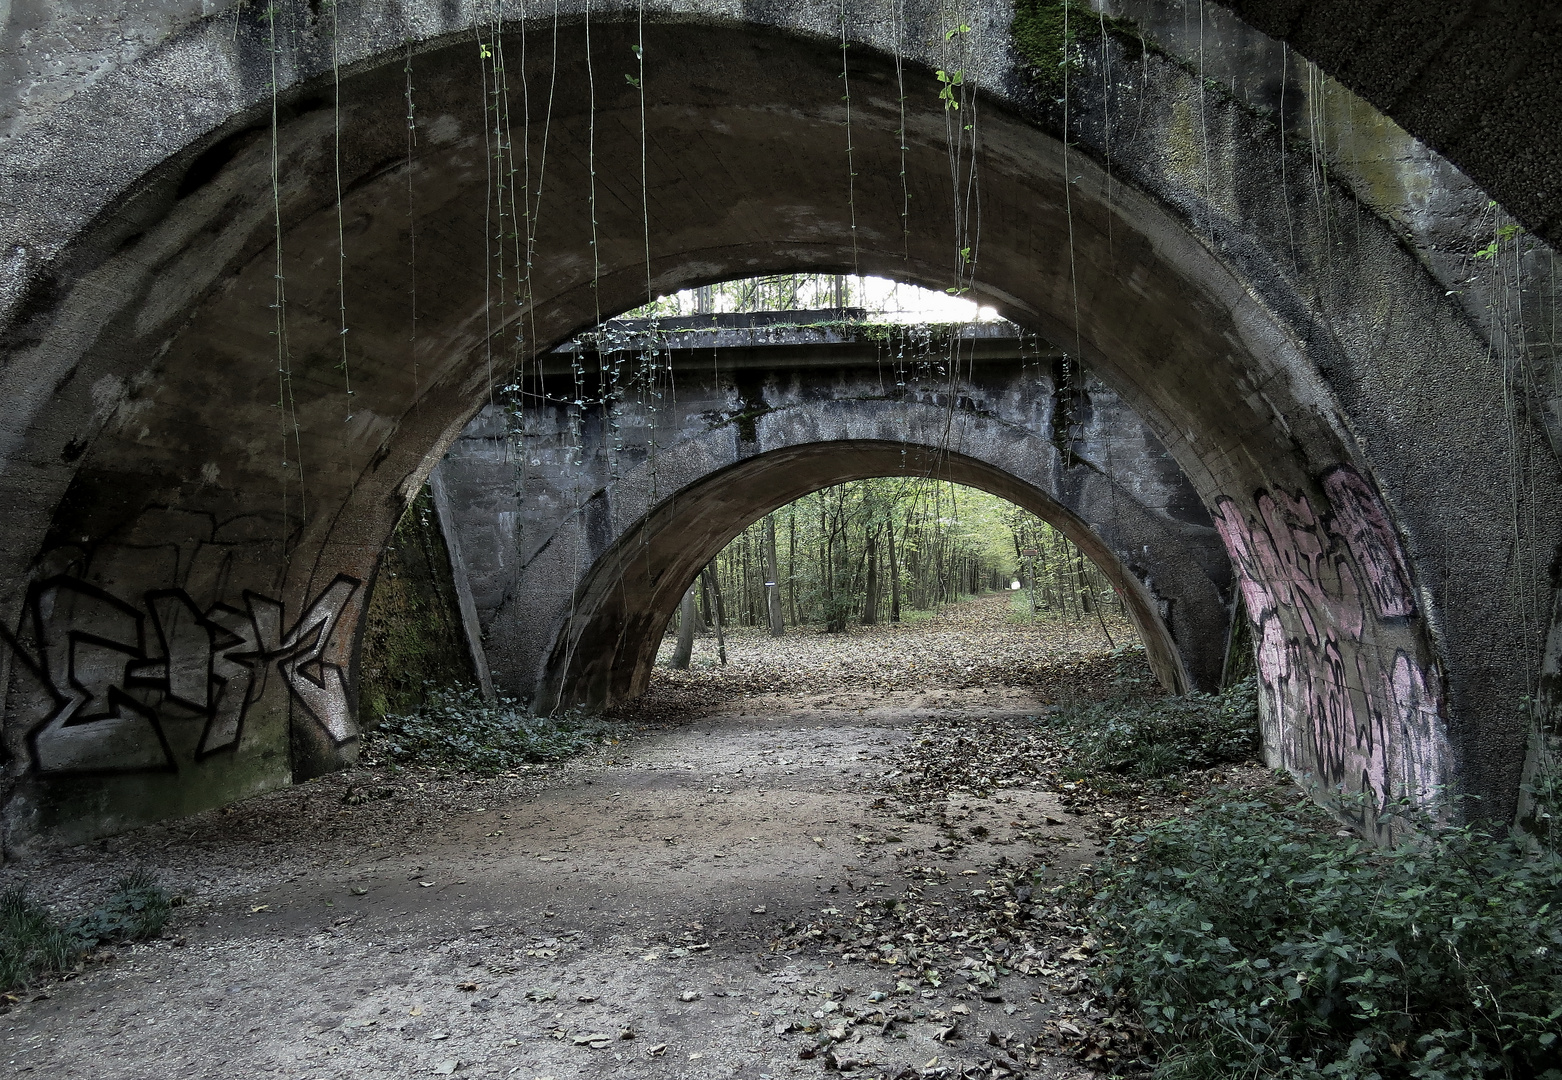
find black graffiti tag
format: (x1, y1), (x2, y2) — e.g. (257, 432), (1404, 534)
(2, 575), (360, 775)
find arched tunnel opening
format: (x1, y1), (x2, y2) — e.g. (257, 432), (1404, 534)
(4, 4), (1561, 1075)
(0, 10), (1481, 852)
(644, 474), (1155, 708)
(354, 270), (1236, 730)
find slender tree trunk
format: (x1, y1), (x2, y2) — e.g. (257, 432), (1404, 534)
(787, 508), (799, 626)
(764, 514), (785, 636)
(1074, 549), (1095, 613)
(671, 585), (698, 669)
(862, 529), (879, 624)
(698, 570), (712, 634)
(887, 523), (901, 623)
(702, 564), (728, 665)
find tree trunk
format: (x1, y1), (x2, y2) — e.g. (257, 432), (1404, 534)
(787, 508), (799, 627)
(702, 564), (728, 665)
(1074, 549), (1095, 613)
(671, 585), (697, 669)
(862, 529), (879, 625)
(887, 523), (901, 623)
(764, 514), (785, 637)
(697, 570), (712, 634)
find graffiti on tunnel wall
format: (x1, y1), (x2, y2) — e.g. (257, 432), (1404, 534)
(1213, 465), (1449, 819)
(1, 575), (361, 775)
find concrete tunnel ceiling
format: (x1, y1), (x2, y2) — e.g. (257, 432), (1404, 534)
(1, 0), (1557, 852)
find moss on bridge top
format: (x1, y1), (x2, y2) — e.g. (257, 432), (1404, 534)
(1010, 0), (1143, 91)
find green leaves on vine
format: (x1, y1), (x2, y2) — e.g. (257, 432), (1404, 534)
(936, 68), (964, 110)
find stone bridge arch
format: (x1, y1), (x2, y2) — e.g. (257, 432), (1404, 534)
(535, 438), (1203, 714)
(435, 334), (1233, 709)
(2, 1), (1557, 849)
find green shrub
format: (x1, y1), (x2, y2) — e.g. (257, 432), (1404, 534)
(68, 868), (171, 945)
(1040, 677), (1259, 778)
(1087, 791), (1562, 1079)
(2, 871), (173, 991)
(367, 686), (622, 774)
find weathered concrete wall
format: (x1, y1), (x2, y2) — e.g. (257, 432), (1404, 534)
(1, 0), (1557, 852)
(436, 318), (1232, 707)
(354, 482), (475, 728)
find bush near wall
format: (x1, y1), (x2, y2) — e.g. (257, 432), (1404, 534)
(1086, 791), (1562, 1079)
(365, 687), (622, 774)
(1039, 676), (1260, 780)
(1, 871), (172, 992)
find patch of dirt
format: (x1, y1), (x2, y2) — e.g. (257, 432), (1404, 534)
(0, 596), (1256, 1079)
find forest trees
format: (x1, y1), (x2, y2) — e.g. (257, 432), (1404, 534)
(673, 479), (1124, 638)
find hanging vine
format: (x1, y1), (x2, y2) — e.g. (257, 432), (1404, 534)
(267, 1), (305, 546)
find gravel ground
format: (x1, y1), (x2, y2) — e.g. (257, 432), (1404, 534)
(0, 596), (1258, 1079)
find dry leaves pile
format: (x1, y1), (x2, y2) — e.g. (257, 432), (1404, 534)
(755, 682), (1270, 1076)
(616, 596), (1144, 728)
(767, 852), (1146, 1074)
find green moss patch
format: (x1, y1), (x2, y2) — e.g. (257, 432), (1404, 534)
(1011, 0), (1143, 92)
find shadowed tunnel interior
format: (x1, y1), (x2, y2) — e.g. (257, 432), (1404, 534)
(4, 4), (1555, 851)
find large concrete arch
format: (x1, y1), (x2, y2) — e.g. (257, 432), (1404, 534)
(540, 439), (1197, 713)
(434, 326), (1233, 708)
(2, 1), (1557, 850)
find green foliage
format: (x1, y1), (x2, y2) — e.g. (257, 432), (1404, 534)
(936, 68), (964, 110)
(367, 686), (622, 774)
(0, 889), (79, 991)
(819, 590), (857, 633)
(1087, 792), (1562, 1079)
(67, 869), (172, 946)
(1040, 677), (1260, 778)
(1011, 0), (1142, 92)
(2, 871), (173, 991)
(1473, 223), (1524, 261)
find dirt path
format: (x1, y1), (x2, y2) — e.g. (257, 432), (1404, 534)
(2, 598), (1229, 1079)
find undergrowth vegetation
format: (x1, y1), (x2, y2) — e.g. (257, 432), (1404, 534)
(1040, 676), (1261, 780)
(366, 686), (624, 774)
(1, 870), (172, 992)
(1085, 791), (1562, 1079)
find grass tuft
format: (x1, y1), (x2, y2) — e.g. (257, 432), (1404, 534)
(2, 872), (173, 992)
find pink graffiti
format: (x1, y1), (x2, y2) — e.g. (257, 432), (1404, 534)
(1214, 466), (1448, 826)
(1322, 467), (1416, 619)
